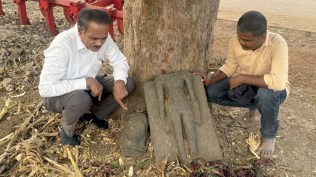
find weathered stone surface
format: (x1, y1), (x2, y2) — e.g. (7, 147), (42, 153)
(144, 72), (222, 164)
(117, 112), (149, 157)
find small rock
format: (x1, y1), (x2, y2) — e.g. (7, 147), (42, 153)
(25, 49), (31, 54)
(25, 71), (32, 76)
(0, 67), (4, 74)
(41, 109), (48, 114)
(128, 166), (134, 177)
(5, 85), (14, 92)
(24, 77), (30, 82)
(22, 62), (34, 71)
(0, 48), (7, 56)
(8, 51), (22, 62)
(2, 78), (13, 87)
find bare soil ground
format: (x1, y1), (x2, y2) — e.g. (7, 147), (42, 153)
(0, 0), (315, 176)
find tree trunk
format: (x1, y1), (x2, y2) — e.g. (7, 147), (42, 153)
(124, 0), (220, 112)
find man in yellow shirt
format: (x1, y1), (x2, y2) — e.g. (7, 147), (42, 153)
(198, 11), (288, 157)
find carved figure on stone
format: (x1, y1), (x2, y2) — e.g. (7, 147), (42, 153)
(144, 71), (222, 164)
(155, 72), (200, 161)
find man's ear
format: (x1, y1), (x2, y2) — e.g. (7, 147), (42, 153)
(260, 33), (266, 42)
(78, 25), (84, 35)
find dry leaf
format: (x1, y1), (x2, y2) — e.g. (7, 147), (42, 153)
(246, 132), (261, 159)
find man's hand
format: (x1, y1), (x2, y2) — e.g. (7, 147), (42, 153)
(229, 75), (243, 90)
(193, 72), (213, 85)
(113, 80), (128, 110)
(229, 74), (268, 89)
(86, 77), (103, 101)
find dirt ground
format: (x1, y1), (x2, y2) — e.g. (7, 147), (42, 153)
(0, 0), (315, 176)
(218, 0), (316, 33)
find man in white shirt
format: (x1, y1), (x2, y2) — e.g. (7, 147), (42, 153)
(39, 8), (135, 146)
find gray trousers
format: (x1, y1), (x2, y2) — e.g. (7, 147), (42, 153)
(42, 75), (136, 136)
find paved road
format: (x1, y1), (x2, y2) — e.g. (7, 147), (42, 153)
(218, 0), (316, 32)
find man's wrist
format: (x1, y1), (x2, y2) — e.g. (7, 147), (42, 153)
(238, 75), (245, 85)
(85, 77), (93, 88)
(114, 79), (126, 85)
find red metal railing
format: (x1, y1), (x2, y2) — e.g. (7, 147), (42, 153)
(0, 0), (123, 39)
(0, 0), (4, 16)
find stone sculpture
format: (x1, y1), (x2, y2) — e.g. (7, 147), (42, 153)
(144, 72), (222, 164)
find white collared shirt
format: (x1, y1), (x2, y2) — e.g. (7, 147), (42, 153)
(39, 24), (129, 97)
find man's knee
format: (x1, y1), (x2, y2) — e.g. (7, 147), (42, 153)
(126, 77), (136, 94)
(205, 78), (229, 99)
(205, 84), (226, 102)
(65, 90), (92, 111)
(206, 84), (219, 98)
(255, 88), (276, 102)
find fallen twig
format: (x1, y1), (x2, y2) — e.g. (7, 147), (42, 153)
(10, 92), (26, 98)
(13, 102), (21, 115)
(66, 146), (83, 177)
(38, 114), (59, 132)
(37, 132), (58, 137)
(277, 165), (300, 172)
(0, 133), (14, 147)
(0, 99), (11, 121)
(0, 156), (16, 174)
(0, 107), (48, 148)
(160, 154), (170, 177)
(0, 102), (42, 165)
(0, 117), (48, 147)
(43, 156), (74, 175)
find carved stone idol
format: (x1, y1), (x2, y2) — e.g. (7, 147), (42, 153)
(144, 72), (222, 164)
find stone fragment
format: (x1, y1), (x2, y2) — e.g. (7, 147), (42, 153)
(117, 112), (149, 158)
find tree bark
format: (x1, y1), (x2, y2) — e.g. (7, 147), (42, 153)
(124, 0), (220, 112)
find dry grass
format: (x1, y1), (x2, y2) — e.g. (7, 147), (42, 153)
(0, 98), (271, 176)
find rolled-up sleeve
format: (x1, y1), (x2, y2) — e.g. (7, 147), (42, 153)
(263, 39), (288, 91)
(220, 38), (239, 77)
(39, 45), (87, 97)
(103, 35), (129, 84)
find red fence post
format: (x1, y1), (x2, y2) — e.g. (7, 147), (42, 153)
(69, 2), (84, 23)
(113, 0), (122, 10)
(39, 0), (58, 35)
(0, 0), (4, 16)
(14, 0), (30, 25)
(63, 6), (74, 24)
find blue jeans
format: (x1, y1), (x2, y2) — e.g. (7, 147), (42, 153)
(205, 78), (287, 138)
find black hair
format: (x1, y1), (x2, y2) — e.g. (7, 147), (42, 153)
(237, 11), (267, 36)
(77, 8), (111, 31)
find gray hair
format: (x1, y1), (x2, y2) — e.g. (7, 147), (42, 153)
(77, 8), (111, 31)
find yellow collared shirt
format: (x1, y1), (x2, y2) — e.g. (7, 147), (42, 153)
(220, 31), (289, 93)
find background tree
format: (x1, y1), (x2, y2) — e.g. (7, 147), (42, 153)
(124, 0), (220, 113)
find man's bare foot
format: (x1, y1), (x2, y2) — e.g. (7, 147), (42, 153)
(248, 109), (256, 119)
(256, 138), (276, 157)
